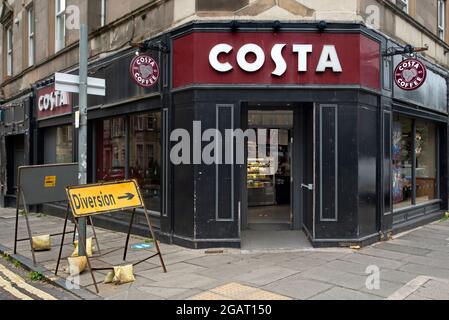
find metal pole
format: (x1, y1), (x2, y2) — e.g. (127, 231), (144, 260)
(78, 24), (88, 256)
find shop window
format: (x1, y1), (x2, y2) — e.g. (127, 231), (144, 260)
(393, 115), (439, 210)
(56, 126), (73, 163)
(415, 120), (437, 204)
(96, 117), (126, 182)
(393, 116), (413, 209)
(129, 113), (161, 213)
(96, 112), (162, 213)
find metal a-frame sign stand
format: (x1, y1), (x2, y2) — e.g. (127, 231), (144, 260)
(13, 164), (101, 266)
(55, 179), (167, 294)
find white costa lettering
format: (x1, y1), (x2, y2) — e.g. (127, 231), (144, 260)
(209, 43), (343, 75)
(236, 44), (265, 72)
(38, 91), (70, 112)
(209, 43), (233, 72)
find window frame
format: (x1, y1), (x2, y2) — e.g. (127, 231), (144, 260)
(55, 0), (66, 52)
(438, 0), (446, 40)
(27, 5), (35, 67)
(6, 24), (13, 77)
(101, 0), (106, 27)
(396, 0), (409, 14)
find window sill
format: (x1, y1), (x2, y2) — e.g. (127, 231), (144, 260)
(393, 199), (442, 214)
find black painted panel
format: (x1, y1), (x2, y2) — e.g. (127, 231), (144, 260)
(384, 111), (392, 214)
(172, 103), (195, 238)
(358, 106), (378, 236)
(216, 105), (234, 220)
(320, 105), (337, 221)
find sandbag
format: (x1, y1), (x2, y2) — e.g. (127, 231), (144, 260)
(67, 256), (87, 276)
(103, 265), (135, 285)
(32, 235), (52, 251)
(113, 265), (136, 285)
(72, 237), (94, 257)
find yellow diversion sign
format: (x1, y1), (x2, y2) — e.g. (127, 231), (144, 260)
(67, 180), (143, 218)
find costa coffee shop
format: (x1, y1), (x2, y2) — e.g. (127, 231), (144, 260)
(34, 84), (74, 166)
(164, 21), (448, 248)
(3, 21), (447, 249)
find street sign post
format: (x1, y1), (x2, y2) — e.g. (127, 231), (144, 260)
(56, 180), (167, 293)
(54, 24), (106, 257)
(54, 73), (106, 96)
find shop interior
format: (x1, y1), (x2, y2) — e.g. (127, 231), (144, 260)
(247, 110), (293, 230)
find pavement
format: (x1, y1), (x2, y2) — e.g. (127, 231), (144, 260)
(1, 207), (449, 300)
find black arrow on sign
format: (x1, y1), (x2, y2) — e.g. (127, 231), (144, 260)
(118, 193), (135, 201)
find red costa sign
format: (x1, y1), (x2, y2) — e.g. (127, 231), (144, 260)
(394, 58), (427, 91)
(36, 85), (72, 120)
(173, 32), (381, 90)
(130, 54), (160, 88)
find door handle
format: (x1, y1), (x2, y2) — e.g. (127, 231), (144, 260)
(301, 183), (314, 191)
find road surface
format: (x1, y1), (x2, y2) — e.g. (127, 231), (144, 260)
(0, 256), (79, 300)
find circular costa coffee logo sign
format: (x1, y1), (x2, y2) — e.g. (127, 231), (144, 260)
(130, 54), (160, 88)
(394, 58), (427, 91)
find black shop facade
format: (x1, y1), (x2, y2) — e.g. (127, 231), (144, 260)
(3, 21), (448, 249)
(166, 22), (448, 249)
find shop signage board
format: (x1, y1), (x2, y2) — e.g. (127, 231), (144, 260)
(129, 54), (160, 88)
(66, 180), (143, 218)
(36, 85), (72, 120)
(173, 31), (381, 90)
(393, 55), (448, 114)
(394, 58), (427, 91)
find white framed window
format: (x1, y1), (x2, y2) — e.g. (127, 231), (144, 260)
(396, 0), (409, 13)
(101, 0), (106, 27)
(6, 25), (13, 76)
(27, 6), (35, 66)
(438, 0), (446, 40)
(55, 0), (66, 52)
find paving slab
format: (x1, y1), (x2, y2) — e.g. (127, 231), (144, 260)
(234, 266), (299, 286)
(374, 243), (431, 256)
(358, 246), (411, 261)
(310, 287), (382, 300)
(399, 263), (449, 279)
(298, 267), (367, 290)
(339, 253), (407, 270)
(263, 277), (333, 300)
(149, 273), (223, 290)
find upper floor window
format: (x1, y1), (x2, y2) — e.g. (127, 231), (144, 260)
(55, 0), (66, 52)
(101, 0), (107, 27)
(395, 0), (409, 14)
(27, 6), (35, 66)
(438, 0), (446, 40)
(6, 25), (13, 76)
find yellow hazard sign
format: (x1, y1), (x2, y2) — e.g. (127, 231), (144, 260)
(67, 180), (143, 218)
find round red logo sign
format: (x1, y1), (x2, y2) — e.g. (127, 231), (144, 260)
(130, 54), (160, 88)
(394, 58), (427, 91)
